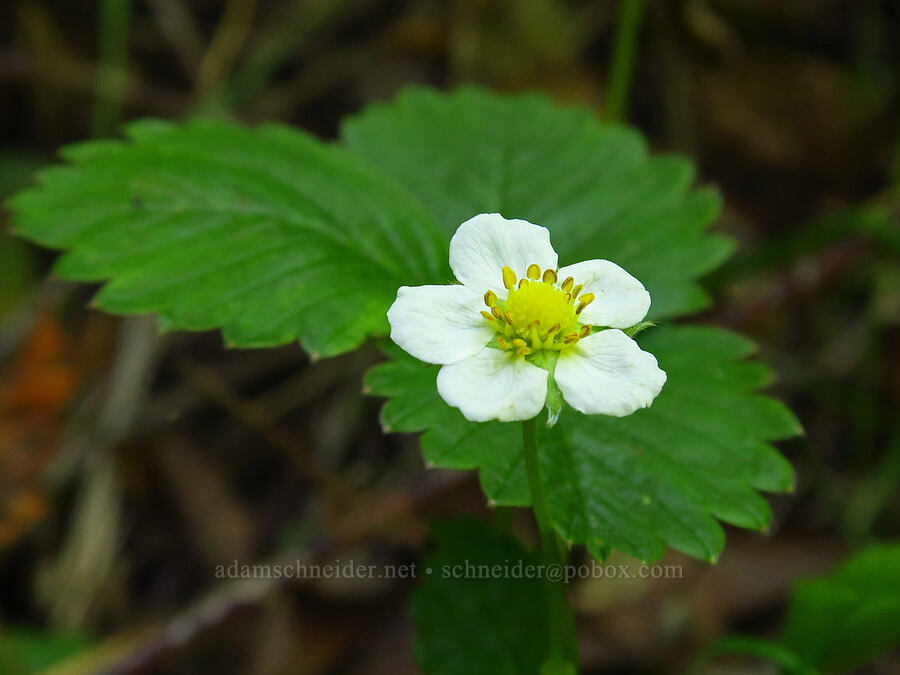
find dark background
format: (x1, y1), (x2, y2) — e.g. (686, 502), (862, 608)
(1, 1), (899, 672)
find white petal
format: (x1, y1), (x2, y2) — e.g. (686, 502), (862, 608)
(436, 347), (548, 422)
(555, 330), (666, 417)
(387, 285), (493, 365)
(558, 259), (650, 328)
(449, 213), (558, 297)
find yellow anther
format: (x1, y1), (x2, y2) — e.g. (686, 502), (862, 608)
(484, 266), (587, 354)
(572, 284), (583, 298)
(576, 292), (593, 312)
(502, 266), (517, 290)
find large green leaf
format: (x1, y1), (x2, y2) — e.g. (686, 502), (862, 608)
(7, 119), (449, 357)
(782, 543), (900, 672)
(412, 518), (577, 675)
(367, 325), (798, 563)
(342, 87), (732, 319)
(349, 88), (797, 562)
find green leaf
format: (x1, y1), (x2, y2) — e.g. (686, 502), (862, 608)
(368, 325), (798, 563)
(695, 636), (817, 674)
(7, 119), (449, 357)
(698, 544), (900, 674)
(782, 544), (900, 672)
(411, 518), (577, 675)
(343, 87), (733, 319)
(0, 151), (43, 315)
(0, 627), (91, 673)
(0, 237), (38, 316)
(351, 87), (796, 562)
(0, 151), (44, 198)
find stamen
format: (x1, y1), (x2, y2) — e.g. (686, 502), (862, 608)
(575, 296), (593, 314)
(482, 265), (592, 355)
(502, 266), (517, 290)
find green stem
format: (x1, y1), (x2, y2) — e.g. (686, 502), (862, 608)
(194, 0), (258, 104)
(92, 0), (133, 137)
(605, 0), (646, 123)
(523, 418), (561, 565)
(522, 418), (571, 666)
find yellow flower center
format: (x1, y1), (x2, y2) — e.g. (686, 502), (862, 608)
(481, 263), (595, 356)
(507, 281), (577, 331)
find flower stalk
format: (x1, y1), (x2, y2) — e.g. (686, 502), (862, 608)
(522, 418), (564, 566)
(522, 417), (572, 666)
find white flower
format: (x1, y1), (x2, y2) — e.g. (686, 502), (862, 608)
(387, 214), (667, 423)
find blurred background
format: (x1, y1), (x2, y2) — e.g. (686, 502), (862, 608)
(1, 0), (899, 673)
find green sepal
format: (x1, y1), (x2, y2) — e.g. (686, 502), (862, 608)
(624, 321), (656, 337)
(529, 350), (563, 427)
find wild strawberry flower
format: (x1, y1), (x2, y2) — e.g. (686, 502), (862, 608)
(387, 214), (667, 424)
